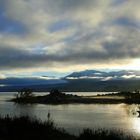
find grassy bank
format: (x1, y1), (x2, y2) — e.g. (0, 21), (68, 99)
(0, 115), (75, 140)
(0, 115), (137, 140)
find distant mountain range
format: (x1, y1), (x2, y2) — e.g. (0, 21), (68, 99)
(0, 70), (140, 92)
(65, 70), (140, 80)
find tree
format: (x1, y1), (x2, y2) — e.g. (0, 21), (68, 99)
(17, 88), (33, 99)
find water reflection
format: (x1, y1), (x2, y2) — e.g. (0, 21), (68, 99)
(14, 103), (36, 117)
(127, 104), (140, 117)
(132, 118), (140, 134)
(1, 92), (140, 137)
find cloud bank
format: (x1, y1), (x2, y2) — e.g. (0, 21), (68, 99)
(0, 0), (140, 75)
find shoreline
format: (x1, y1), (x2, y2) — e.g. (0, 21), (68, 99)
(10, 95), (139, 105)
(10, 90), (140, 105)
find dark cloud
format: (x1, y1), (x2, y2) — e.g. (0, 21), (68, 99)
(0, 0), (140, 73)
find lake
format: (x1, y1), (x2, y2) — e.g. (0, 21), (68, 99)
(0, 92), (140, 138)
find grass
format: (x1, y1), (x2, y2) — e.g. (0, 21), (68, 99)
(0, 115), (137, 140)
(0, 115), (75, 140)
(78, 129), (136, 140)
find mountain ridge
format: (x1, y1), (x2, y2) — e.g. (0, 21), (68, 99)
(0, 69), (140, 92)
(65, 69), (140, 80)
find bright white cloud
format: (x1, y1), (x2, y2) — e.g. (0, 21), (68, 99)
(0, 74), (6, 79)
(121, 75), (136, 79)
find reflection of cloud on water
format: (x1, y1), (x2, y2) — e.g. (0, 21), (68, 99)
(127, 104), (140, 117)
(131, 118), (140, 136)
(14, 104), (36, 117)
(123, 104), (140, 137)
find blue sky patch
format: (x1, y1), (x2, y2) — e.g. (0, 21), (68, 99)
(114, 17), (140, 28)
(48, 20), (72, 32)
(0, 13), (27, 35)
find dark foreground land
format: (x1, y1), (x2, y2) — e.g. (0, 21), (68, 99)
(0, 115), (137, 140)
(11, 89), (140, 104)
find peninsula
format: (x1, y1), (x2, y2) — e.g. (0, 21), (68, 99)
(11, 89), (140, 104)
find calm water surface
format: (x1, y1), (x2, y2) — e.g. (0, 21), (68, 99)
(0, 92), (140, 138)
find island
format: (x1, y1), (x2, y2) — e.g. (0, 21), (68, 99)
(11, 89), (140, 104)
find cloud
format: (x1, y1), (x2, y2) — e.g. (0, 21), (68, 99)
(0, 74), (6, 79)
(121, 75), (136, 79)
(0, 0), (140, 74)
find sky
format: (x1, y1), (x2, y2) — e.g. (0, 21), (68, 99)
(0, 0), (140, 78)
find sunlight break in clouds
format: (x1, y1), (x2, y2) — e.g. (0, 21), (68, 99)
(0, 0), (140, 76)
